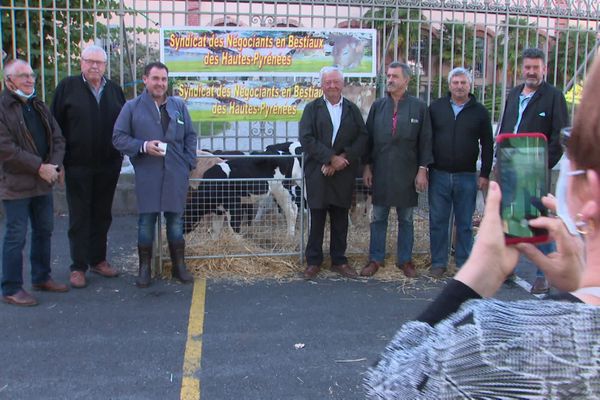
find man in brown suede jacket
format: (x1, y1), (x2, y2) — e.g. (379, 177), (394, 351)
(0, 59), (66, 307)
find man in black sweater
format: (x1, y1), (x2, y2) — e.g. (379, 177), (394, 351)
(428, 67), (493, 278)
(52, 45), (126, 289)
(498, 47), (568, 294)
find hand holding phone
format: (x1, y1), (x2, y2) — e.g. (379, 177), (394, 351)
(496, 133), (549, 244)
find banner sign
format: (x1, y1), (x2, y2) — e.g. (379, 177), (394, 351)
(161, 27), (377, 78)
(174, 78), (376, 123)
(174, 78), (323, 122)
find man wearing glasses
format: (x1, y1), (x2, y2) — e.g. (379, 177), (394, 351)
(52, 45), (126, 289)
(1, 59), (66, 306)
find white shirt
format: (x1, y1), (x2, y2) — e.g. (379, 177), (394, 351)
(513, 91), (535, 133)
(324, 96), (343, 145)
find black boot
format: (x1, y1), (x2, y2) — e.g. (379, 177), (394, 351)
(169, 241), (194, 284)
(136, 245), (153, 288)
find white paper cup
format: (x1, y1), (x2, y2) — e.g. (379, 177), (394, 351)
(157, 142), (167, 155)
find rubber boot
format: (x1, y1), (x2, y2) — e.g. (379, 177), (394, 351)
(136, 245), (153, 288)
(169, 241), (194, 284)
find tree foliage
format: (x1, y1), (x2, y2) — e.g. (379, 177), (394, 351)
(1, 0), (158, 100)
(547, 27), (598, 89)
(1, 0), (119, 99)
(495, 17), (547, 86)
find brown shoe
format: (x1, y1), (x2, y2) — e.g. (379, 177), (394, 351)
(3, 289), (38, 306)
(70, 271), (87, 288)
(360, 261), (382, 277)
(531, 276), (550, 294)
(303, 265), (321, 280)
(90, 261), (119, 278)
(429, 267), (446, 278)
(32, 279), (69, 292)
(397, 261), (417, 278)
(331, 263), (358, 279)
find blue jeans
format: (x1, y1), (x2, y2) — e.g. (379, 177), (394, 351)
(428, 169), (477, 269)
(369, 205), (413, 264)
(2, 194), (54, 296)
(138, 212), (184, 247)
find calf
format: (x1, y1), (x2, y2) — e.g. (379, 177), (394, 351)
(265, 141), (304, 210)
(184, 147), (302, 236)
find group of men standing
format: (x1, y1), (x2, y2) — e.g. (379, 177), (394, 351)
(299, 48), (567, 296)
(0, 45), (566, 306)
(1, 46), (197, 306)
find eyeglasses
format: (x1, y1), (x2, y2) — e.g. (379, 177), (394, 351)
(9, 72), (37, 80)
(566, 168), (586, 177)
(82, 58), (106, 66)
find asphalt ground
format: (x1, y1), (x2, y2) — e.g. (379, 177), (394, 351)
(1, 214), (541, 400)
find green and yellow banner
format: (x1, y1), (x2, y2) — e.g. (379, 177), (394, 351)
(161, 27), (377, 77)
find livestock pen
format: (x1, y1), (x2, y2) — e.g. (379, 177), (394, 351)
(153, 151), (438, 282)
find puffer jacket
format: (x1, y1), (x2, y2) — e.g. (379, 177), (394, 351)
(0, 89), (65, 200)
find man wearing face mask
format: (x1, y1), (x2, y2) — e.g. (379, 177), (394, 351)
(499, 48), (568, 294)
(52, 45), (126, 289)
(0, 59), (67, 306)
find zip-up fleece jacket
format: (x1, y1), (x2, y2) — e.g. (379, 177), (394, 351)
(429, 94), (493, 179)
(0, 89), (65, 200)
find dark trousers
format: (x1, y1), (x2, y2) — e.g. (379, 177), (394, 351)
(305, 205), (349, 266)
(65, 162), (121, 271)
(2, 194), (54, 296)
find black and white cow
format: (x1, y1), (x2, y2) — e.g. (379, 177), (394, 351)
(184, 143), (303, 236)
(267, 141), (371, 225)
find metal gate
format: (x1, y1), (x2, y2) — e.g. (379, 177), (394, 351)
(2, 1), (598, 120)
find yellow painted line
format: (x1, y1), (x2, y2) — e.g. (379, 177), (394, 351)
(180, 278), (206, 400)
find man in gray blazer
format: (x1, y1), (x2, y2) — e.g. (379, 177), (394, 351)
(113, 62), (197, 288)
(299, 66), (368, 280)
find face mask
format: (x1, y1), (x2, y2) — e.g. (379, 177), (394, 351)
(556, 156), (579, 236)
(14, 89), (36, 100)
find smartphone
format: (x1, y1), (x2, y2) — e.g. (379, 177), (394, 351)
(496, 133), (549, 244)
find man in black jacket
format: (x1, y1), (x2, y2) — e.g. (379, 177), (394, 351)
(52, 45), (126, 289)
(498, 47), (568, 294)
(299, 66), (368, 280)
(428, 67), (493, 278)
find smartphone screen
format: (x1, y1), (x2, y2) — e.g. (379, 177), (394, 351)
(496, 133), (549, 244)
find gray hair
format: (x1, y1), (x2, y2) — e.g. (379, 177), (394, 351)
(522, 47), (545, 63)
(388, 62), (412, 80)
(3, 59), (30, 77)
(447, 67), (472, 85)
(82, 45), (107, 61)
(319, 66), (343, 84)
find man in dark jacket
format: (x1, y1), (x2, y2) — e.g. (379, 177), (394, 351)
(359, 62), (433, 278)
(299, 66), (368, 280)
(428, 67), (493, 277)
(0, 59), (67, 306)
(499, 47), (569, 294)
(52, 45), (125, 289)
